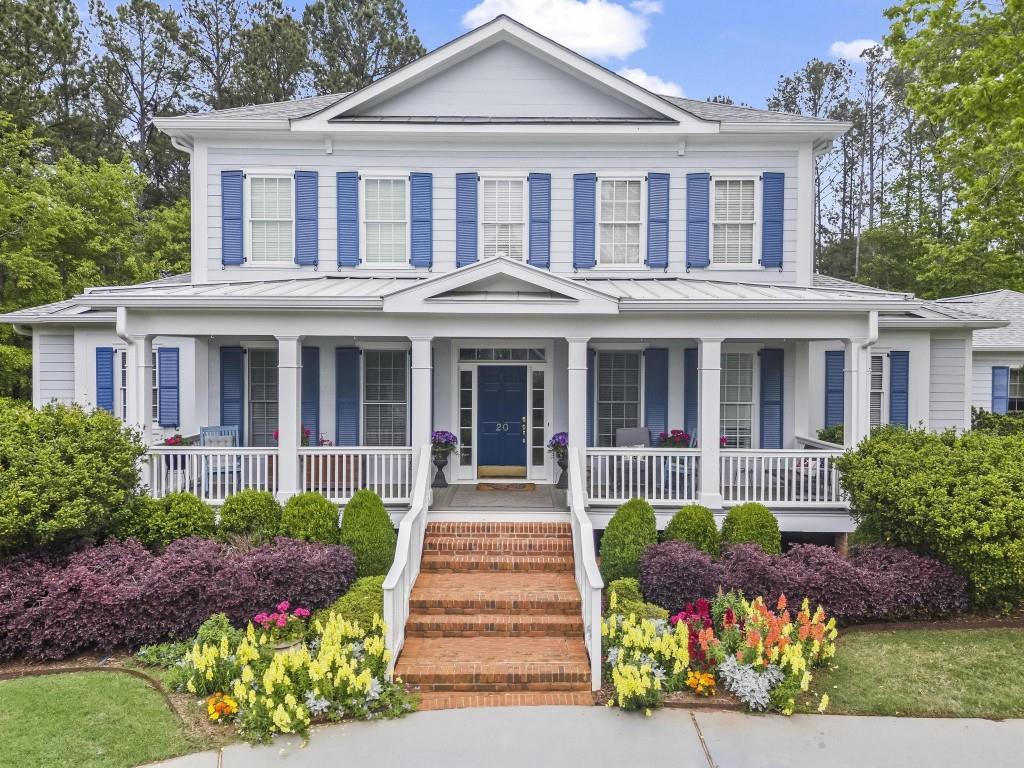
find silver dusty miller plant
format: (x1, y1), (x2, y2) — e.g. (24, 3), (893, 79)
(716, 655), (785, 711)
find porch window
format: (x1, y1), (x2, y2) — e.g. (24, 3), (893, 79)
(459, 369), (473, 465)
(481, 178), (525, 260)
(712, 178), (755, 265)
(596, 351), (641, 447)
(151, 350), (159, 423)
(598, 179), (642, 265)
(364, 177), (408, 265)
(363, 349), (408, 446)
(531, 369), (545, 466)
(1010, 368), (1024, 412)
(249, 176), (293, 264)
(869, 354), (886, 428)
(117, 350), (159, 423)
(248, 349), (279, 447)
(720, 352), (753, 448)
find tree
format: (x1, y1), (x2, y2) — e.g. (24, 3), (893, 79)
(233, 0), (310, 104)
(181, 0), (250, 110)
(303, 0), (425, 94)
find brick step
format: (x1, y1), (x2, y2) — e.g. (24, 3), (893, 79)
(406, 612), (584, 638)
(423, 535), (574, 555)
(409, 572), (582, 615)
(421, 551), (574, 573)
(417, 691), (593, 710)
(425, 522), (571, 538)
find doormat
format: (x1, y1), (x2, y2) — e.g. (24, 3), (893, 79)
(475, 482), (537, 492)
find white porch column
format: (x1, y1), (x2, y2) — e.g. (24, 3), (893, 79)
(843, 339), (865, 448)
(566, 337), (590, 458)
(276, 335), (303, 501)
(792, 341), (811, 440)
(410, 336), (433, 470)
(698, 338), (723, 509)
(128, 335), (154, 445)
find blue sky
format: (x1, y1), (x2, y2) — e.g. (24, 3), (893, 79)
(403, 0), (894, 107)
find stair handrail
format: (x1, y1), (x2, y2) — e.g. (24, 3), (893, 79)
(567, 445), (604, 691)
(382, 444), (433, 673)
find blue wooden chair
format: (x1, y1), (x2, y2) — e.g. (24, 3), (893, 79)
(200, 425), (240, 494)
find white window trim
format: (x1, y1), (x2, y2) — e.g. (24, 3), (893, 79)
(244, 171), (297, 268)
(708, 173), (762, 270)
(477, 174), (529, 262)
(359, 174), (413, 269)
(595, 175), (646, 269)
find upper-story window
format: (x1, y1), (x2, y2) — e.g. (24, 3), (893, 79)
(712, 178), (756, 265)
(249, 175), (293, 264)
(481, 178), (525, 260)
(598, 178), (643, 266)
(363, 177), (408, 265)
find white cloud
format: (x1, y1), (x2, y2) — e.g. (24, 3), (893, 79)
(829, 38), (879, 62)
(617, 67), (684, 97)
(463, 0), (662, 59)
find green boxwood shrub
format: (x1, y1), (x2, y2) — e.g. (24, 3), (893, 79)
(195, 612), (242, 648)
(339, 490), (397, 577)
(606, 576), (668, 620)
(279, 492), (339, 543)
(599, 498), (657, 582)
(663, 504), (719, 556)
(720, 503), (781, 555)
(313, 575), (384, 631)
(147, 492), (216, 548)
(816, 424), (845, 445)
(219, 489), (282, 541)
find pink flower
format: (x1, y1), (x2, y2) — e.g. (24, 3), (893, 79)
(293, 608), (310, 619)
(254, 612), (268, 624)
(275, 616), (288, 628)
(276, 600), (290, 613)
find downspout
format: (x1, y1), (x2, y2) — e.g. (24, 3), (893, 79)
(12, 324), (32, 337)
(115, 306), (129, 343)
(170, 136), (194, 155)
(861, 310), (879, 350)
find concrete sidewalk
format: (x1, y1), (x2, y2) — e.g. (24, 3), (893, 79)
(152, 706), (1024, 768)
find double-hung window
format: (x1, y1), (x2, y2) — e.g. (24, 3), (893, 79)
(364, 350), (408, 446)
(869, 353), (886, 428)
(596, 351), (641, 446)
(481, 178), (525, 260)
(712, 178), (756, 265)
(363, 177), (408, 265)
(117, 350), (159, 423)
(720, 352), (754, 448)
(249, 175), (293, 264)
(1010, 368), (1024, 413)
(598, 178), (642, 266)
(248, 349), (279, 447)
(151, 350), (159, 423)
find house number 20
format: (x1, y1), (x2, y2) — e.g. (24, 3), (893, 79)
(495, 422), (509, 432)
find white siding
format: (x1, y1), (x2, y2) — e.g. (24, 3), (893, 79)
(34, 331), (74, 406)
(929, 335), (970, 430)
(969, 350), (1024, 411)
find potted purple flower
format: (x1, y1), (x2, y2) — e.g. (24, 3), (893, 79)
(430, 431), (458, 488)
(547, 432), (569, 489)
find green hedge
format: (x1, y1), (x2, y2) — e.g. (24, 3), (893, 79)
(720, 502), (781, 555)
(339, 490), (396, 577)
(663, 504), (719, 556)
(599, 498), (657, 582)
(218, 489), (282, 542)
(313, 575), (384, 631)
(279, 492), (339, 543)
(146, 492), (216, 548)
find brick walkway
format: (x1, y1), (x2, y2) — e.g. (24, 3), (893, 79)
(395, 522), (593, 710)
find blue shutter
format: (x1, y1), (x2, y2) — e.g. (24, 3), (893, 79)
(336, 171), (359, 267)
(761, 172), (784, 269)
(96, 347), (115, 413)
(573, 172), (596, 269)
(294, 170), (318, 266)
(683, 347), (698, 436)
(301, 347), (320, 444)
(824, 350), (845, 428)
(157, 347), (180, 427)
(335, 347), (360, 446)
(646, 172), (670, 269)
(685, 172), (710, 269)
(760, 349), (784, 449)
(528, 172), (551, 268)
(221, 170), (244, 266)
(586, 347), (596, 447)
(409, 172), (433, 268)
(889, 351), (909, 427)
(992, 366), (1010, 414)
(455, 172), (478, 267)
(644, 348), (669, 440)
(220, 347), (244, 445)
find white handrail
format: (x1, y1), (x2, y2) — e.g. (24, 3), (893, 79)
(567, 446), (604, 691)
(795, 434), (844, 450)
(382, 444), (433, 672)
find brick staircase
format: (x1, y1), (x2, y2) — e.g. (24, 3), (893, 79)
(395, 521), (593, 710)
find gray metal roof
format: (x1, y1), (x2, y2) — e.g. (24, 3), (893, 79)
(936, 290), (1024, 349)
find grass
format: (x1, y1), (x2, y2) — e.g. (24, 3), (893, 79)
(0, 670), (205, 768)
(799, 627), (1024, 718)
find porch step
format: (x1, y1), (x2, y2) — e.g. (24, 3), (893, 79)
(425, 521), (571, 538)
(406, 612), (583, 638)
(417, 691), (593, 711)
(423, 535), (574, 555)
(420, 551), (575, 573)
(408, 572), (582, 615)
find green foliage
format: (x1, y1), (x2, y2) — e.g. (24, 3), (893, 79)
(338, 490), (397, 577)
(0, 400), (146, 553)
(836, 426), (1024, 607)
(135, 640), (191, 669)
(971, 407), (1024, 436)
(146, 492), (216, 549)
(279, 492), (339, 543)
(663, 504), (720, 556)
(720, 503), (782, 555)
(606, 577), (669, 621)
(218, 489), (282, 542)
(196, 612), (242, 648)
(313, 575), (384, 631)
(817, 424), (845, 445)
(599, 498), (658, 582)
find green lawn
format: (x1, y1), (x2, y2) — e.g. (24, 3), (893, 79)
(801, 627), (1024, 718)
(0, 671), (202, 768)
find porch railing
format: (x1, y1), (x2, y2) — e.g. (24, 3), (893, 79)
(145, 447), (278, 504)
(568, 446), (604, 691)
(585, 448), (700, 506)
(721, 449), (845, 507)
(299, 447), (414, 505)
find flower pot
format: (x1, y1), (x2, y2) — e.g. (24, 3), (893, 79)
(555, 455), (568, 489)
(432, 454), (449, 488)
(273, 638), (302, 656)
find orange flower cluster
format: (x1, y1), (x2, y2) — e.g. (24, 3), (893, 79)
(207, 691), (239, 722)
(686, 670), (716, 697)
(737, 594), (835, 671)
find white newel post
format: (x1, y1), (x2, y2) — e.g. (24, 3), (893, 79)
(129, 335), (154, 445)
(698, 338), (723, 509)
(843, 339), (863, 449)
(410, 336), (433, 475)
(567, 337), (590, 463)
(276, 335), (303, 501)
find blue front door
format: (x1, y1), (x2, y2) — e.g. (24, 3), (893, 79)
(477, 365), (528, 472)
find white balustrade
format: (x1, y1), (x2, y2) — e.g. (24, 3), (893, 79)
(299, 447), (414, 505)
(145, 447), (278, 504)
(568, 447), (604, 691)
(721, 449), (845, 507)
(585, 448), (700, 505)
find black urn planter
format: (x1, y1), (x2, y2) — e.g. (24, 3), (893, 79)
(432, 453), (449, 488)
(555, 454), (568, 489)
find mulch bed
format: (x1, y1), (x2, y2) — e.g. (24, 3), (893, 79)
(592, 682), (743, 711)
(842, 606), (1024, 634)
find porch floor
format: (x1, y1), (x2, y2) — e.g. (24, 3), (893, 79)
(431, 484), (566, 512)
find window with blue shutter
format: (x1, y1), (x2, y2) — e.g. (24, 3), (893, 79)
(96, 347), (115, 413)
(221, 170), (244, 266)
(644, 348), (669, 439)
(220, 347), (245, 444)
(294, 170), (318, 266)
(889, 351), (909, 427)
(685, 172), (710, 269)
(573, 173), (596, 269)
(157, 347), (180, 427)
(336, 172), (359, 267)
(528, 172), (551, 268)
(992, 366), (1010, 414)
(646, 172), (670, 269)
(410, 172), (433, 268)
(683, 347), (698, 436)
(760, 348), (784, 449)
(824, 350), (845, 428)
(335, 347), (360, 446)
(455, 173), (478, 267)
(301, 347), (320, 443)
(761, 172), (784, 269)
(586, 347), (595, 446)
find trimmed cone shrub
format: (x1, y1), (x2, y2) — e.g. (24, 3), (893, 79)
(147, 492), (216, 549)
(663, 504), (719, 556)
(599, 498), (657, 582)
(339, 490), (397, 577)
(313, 575), (385, 630)
(720, 503), (781, 555)
(279, 492), (339, 543)
(638, 541), (724, 614)
(219, 489), (282, 541)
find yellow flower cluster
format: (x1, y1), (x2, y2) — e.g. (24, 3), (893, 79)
(602, 611), (689, 711)
(183, 635), (239, 696)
